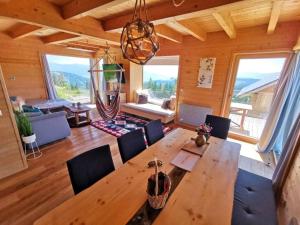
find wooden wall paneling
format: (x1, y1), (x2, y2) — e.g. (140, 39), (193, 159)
(0, 33), (93, 100)
(129, 62), (143, 102)
(278, 144), (300, 225)
(157, 21), (300, 123)
(0, 65), (27, 179)
(1, 63), (47, 100)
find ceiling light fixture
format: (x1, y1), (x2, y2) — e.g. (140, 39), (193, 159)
(120, 0), (159, 65)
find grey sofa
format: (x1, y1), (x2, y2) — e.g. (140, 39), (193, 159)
(28, 111), (71, 147)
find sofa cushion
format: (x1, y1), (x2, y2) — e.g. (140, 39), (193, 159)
(24, 112), (43, 117)
(232, 169), (277, 225)
(122, 103), (175, 117)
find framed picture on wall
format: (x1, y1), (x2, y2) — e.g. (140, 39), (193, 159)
(197, 57), (216, 88)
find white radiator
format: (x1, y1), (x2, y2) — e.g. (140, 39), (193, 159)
(178, 103), (213, 127)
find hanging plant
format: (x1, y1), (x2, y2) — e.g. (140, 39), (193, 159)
(120, 0), (159, 65)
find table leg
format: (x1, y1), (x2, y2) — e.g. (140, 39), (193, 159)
(75, 113), (79, 126)
(240, 109), (247, 131)
(86, 111), (91, 123)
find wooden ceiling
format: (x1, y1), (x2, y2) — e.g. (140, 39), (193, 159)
(0, 0), (299, 53)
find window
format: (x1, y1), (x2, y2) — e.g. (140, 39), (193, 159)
(46, 54), (91, 103)
(143, 65), (179, 100)
(229, 57), (287, 140)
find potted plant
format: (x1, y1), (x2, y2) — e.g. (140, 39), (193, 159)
(14, 111), (36, 144)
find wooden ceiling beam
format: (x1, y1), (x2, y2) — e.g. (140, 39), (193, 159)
(67, 41), (107, 50)
(6, 23), (42, 39)
(212, 11), (236, 39)
(66, 44), (98, 51)
(155, 24), (183, 43)
(0, 0), (119, 45)
(102, 0), (243, 31)
(267, 1), (283, 34)
(167, 20), (207, 41)
(293, 36), (300, 51)
(63, 0), (128, 19)
(41, 32), (82, 44)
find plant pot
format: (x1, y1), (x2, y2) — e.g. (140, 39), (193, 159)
(22, 134), (36, 144)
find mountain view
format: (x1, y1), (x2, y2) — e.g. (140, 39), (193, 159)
(143, 65), (178, 99)
(47, 57), (91, 103)
(232, 72), (280, 104)
(143, 77), (177, 99)
(50, 71), (90, 103)
(232, 78), (259, 104)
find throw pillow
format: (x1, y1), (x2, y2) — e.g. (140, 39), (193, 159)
(161, 99), (171, 109)
(169, 96), (176, 110)
(136, 94), (148, 104)
(22, 105), (43, 116)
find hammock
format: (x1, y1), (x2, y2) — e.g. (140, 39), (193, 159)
(89, 48), (124, 120)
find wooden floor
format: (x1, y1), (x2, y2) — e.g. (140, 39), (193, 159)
(0, 113), (275, 225)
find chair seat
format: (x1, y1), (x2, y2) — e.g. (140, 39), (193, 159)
(232, 169), (278, 225)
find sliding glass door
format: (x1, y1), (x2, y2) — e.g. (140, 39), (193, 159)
(227, 54), (288, 141)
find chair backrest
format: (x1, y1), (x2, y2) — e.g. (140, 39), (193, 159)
(205, 115), (231, 139)
(67, 145), (115, 194)
(117, 129), (147, 163)
(144, 119), (165, 146)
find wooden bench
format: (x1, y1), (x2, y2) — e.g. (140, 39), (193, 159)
(232, 169), (278, 225)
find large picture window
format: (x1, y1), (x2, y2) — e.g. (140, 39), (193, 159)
(143, 65), (179, 100)
(46, 54), (91, 103)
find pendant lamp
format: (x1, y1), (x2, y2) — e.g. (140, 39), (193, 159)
(120, 0), (159, 65)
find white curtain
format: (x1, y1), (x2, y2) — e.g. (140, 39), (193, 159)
(272, 113), (300, 199)
(257, 53), (300, 153)
(41, 54), (58, 100)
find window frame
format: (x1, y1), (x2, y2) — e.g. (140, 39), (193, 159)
(45, 53), (93, 104)
(222, 51), (292, 143)
(142, 64), (179, 101)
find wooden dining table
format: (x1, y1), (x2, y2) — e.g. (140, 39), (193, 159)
(34, 128), (241, 225)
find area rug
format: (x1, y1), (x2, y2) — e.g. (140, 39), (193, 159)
(91, 113), (172, 138)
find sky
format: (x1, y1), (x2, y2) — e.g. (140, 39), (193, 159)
(143, 65), (179, 81)
(47, 54), (90, 65)
(237, 58), (286, 78)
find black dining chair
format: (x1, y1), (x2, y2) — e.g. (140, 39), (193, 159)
(144, 119), (165, 146)
(205, 114), (231, 139)
(117, 129), (147, 163)
(67, 145), (115, 195)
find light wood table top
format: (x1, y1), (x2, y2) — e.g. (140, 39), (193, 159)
(34, 128), (241, 225)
